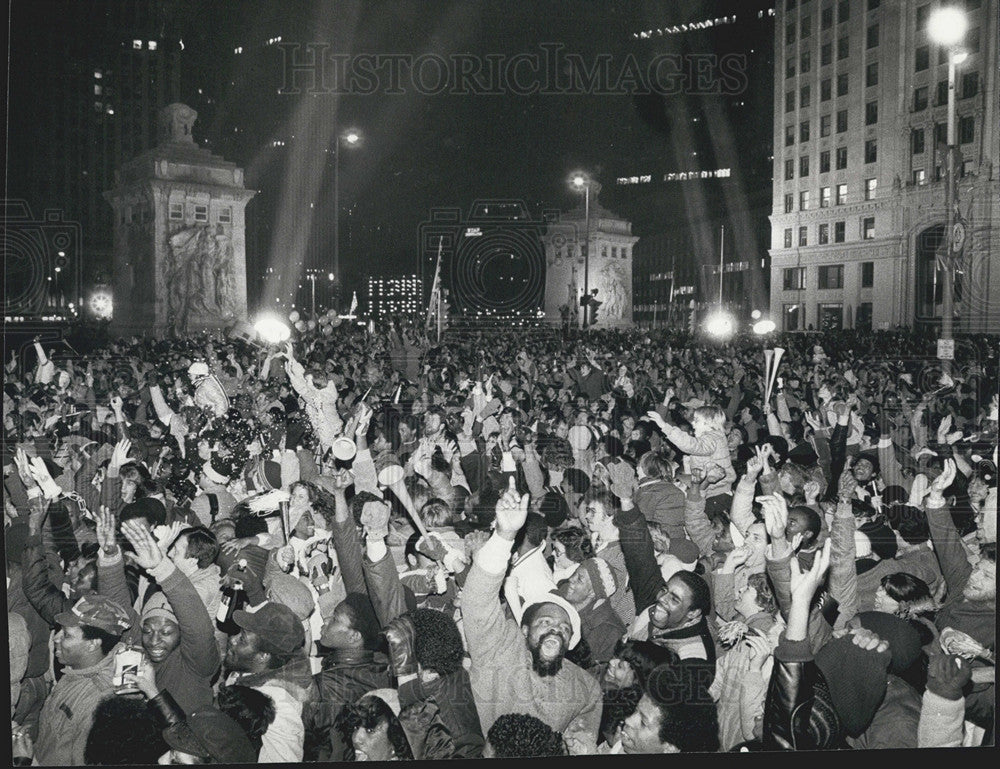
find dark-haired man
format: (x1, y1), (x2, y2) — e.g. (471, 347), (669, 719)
(224, 602), (317, 762)
(34, 594), (132, 765)
(462, 478), (602, 754)
(619, 660), (719, 753)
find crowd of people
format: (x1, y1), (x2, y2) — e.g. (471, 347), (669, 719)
(4, 318), (997, 762)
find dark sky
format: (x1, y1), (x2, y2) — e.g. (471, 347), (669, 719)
(6, 0), (773, 309)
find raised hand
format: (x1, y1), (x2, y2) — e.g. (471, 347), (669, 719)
(757, 494), (789, 541)
(494, 476), (529, 540)
(121, 519), (164, 571)
(644, 410), (668, 431)
(109, 438), (132, 471)
(95, 506), (118, 554)
(788, 539), (832, 605)
(926, 653), (973, 701)
(929, 458), (957, 496)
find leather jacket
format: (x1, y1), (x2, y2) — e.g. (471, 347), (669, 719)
(763, 635), (847, 750)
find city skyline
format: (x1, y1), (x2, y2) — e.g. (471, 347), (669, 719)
(7, 0), (774, 319)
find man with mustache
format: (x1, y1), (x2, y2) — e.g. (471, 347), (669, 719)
(461, 477), (602, 755)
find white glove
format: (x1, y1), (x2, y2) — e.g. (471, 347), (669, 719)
(28, 457), (63, 500)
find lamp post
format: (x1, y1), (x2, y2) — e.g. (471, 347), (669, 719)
(928, 6), (967, 374)
(333, 129), (361, 301)
(306, 270), (318, 317)
(571, 174), (591, 328)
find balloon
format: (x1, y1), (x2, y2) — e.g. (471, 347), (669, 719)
(294, 320), (306, 332)
(322, 324), (333, 336)
(289, 310), (300, 323)
(306, 320), (317, 331)
(330, 316), (343, 328)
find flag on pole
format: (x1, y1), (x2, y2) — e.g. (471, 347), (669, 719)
(426, 237), (443, 329)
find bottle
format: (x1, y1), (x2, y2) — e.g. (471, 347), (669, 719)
(216, 577), (246, 636)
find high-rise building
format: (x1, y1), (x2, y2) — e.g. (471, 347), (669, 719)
(620, 0), (776, 328)
(770, 0), (999, 333)
(8, 1), (190, 286)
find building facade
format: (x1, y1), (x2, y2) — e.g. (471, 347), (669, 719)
(542, 185), (639, 329)
(770, 0), (999, 333)
(105, 104), (255, 334)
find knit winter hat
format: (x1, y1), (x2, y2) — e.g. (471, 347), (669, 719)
(579, 557), (619, 601)
(141, 590), (177, 625)
(814, 634), (891, 737)
(856, 612), (923, 676)
(264, 571), (315, 621)
(520, 592), (582, 648)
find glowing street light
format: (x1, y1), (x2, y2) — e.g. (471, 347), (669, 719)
(927, 5), (967, 373)
(253, 314), (291, 345)
(333, 128), (363, 293)
(927, 6), (968, 47)
(753, 318), (777, 335)
(704, 310), (736, 340)
(570, 172), (593, 329)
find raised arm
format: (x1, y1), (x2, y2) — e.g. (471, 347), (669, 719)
(923, 460), (971, 598)
(122, 520), (220, 679)
(460, 478), (529, 668)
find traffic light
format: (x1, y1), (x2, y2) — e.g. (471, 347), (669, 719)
(588, 298), (602, 325)
(587, 289), (601, 325)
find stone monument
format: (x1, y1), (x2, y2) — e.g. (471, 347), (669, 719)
(105, 103), (255, 334)
(541, 182), (638, 328)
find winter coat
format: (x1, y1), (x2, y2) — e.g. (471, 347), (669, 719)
(462, 533), (603, 752)
(34, 650), (116, 765)
(304, 649), (392, 762)
(763, 635), (846, 750)
(97, 552), (220, 716)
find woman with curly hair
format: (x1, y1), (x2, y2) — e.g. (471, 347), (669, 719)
(335, 694), (414, 762)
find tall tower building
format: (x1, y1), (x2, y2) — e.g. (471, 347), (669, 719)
(770, 0), (999, 333)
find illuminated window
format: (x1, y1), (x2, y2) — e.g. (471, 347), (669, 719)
(133, 40), (142, 49)
(148, 41), (157, 50)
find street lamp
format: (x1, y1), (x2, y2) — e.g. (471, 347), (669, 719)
(570, 173), (592, 329)
(305, 270), (318, 317)
(333, 128), (362, 299)
(927, 5), (968, 373)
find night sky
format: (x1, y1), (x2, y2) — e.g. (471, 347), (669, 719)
(6, 0), (773, 310)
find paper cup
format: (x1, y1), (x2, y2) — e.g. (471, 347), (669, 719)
(377, 464), (405, 486)
(332, 437), (357, 462)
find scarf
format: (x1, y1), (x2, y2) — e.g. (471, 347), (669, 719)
(648, 616), (717, 665)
